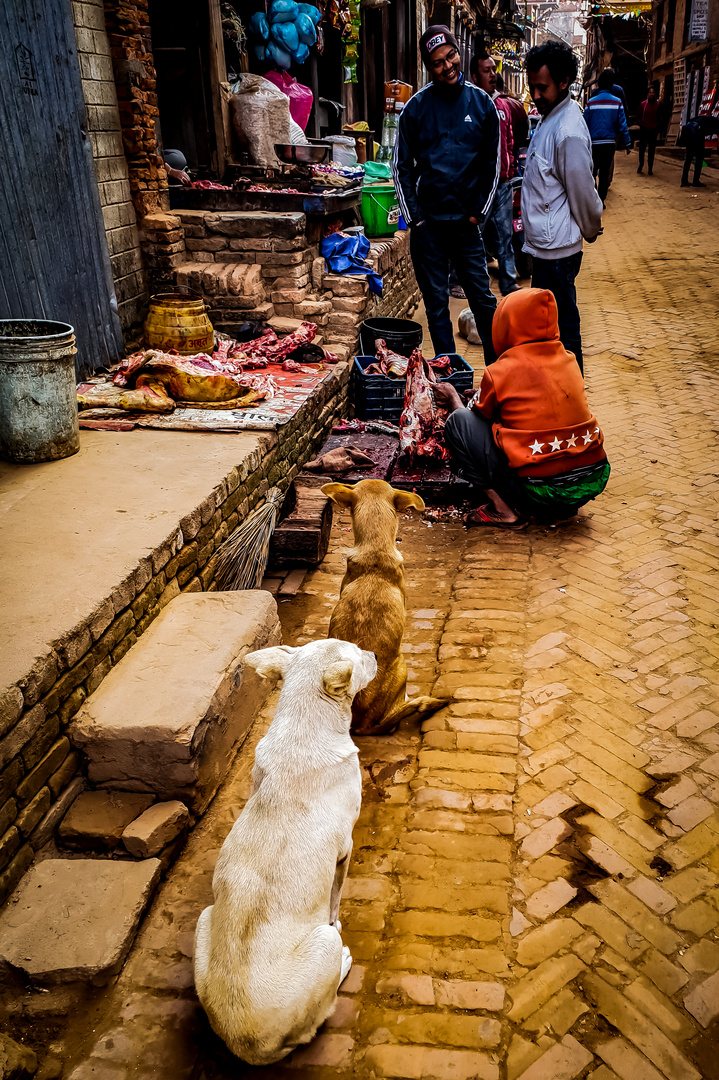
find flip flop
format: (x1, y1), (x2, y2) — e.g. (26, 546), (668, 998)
(465, 505), (528, 531)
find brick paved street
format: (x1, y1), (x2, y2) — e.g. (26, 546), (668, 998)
(57, 155), (719, 1080)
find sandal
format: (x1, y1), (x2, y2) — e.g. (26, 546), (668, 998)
(465, 504), (528, 531)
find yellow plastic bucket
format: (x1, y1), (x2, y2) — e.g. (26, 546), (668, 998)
(361, 182), (399, 237)
(144, 290), (214, 355)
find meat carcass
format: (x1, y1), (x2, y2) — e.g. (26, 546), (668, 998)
(398, 349), (450, 462)
(374, 339), (409, 378)
(245, 322), (317, 363)
(136, 355), (243, 403)
(113, 350), (153, 387)
(78, 382), (175, 413)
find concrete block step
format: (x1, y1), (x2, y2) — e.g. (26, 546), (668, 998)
(0, 858), (161, 985)
(68, 591), (281, 813)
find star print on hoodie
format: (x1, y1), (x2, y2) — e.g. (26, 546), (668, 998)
(470, 288), (606, 477)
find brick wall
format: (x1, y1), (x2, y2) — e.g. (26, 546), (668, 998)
(72, 0), (148, 332)
(167, 209), (419, 361)
(102, 0), (169, 221)
(0, 364), (349, 907)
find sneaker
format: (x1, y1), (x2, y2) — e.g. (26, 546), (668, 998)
(502, 283), (522, 295)
(449, 285), (466, 299)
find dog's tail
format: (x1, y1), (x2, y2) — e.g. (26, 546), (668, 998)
(352, 695), (448, 736)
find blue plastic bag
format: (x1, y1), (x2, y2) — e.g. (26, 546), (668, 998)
(271, 19), (300, 53)
(291, 42), (310, 63)
(249, 11), (270, 40)
(269, 0), (299, 22)
(320, 233), (383, 296)
(296, 12), (317, 45)
(298, 3), (322, 24)
(253, 41), (267, 62)
(266, 40), (293, 68)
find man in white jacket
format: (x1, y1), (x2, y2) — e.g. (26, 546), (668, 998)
(521, 41), (603, 375)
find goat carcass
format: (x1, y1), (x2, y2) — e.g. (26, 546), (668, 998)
(398, 349), (449, 461)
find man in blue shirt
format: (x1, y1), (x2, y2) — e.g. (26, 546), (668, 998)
(393, 25), (501, 362)
(584, 70), (631, 206)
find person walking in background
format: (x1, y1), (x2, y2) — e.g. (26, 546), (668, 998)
(521, 41), (603, 376)
(637, 84), (661, 176)
(393, 25), (500, 362)
(583, 70), (631, 206)
(590, 68), (628, 120)
(496, 73), (530, 157)
(470, 52), (521, 295)
(679, 110), (719, 187)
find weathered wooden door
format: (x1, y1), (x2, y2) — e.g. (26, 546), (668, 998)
(0, 0), (124, 375)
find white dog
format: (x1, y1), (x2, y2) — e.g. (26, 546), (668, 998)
(193, 638), (377, 1065)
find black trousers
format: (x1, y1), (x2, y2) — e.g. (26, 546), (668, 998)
(638, 127), (658, 173)
(682, 133), (705, 185)
(444, 409), (529, 514)
(531, 252), (584, 374)
(410, 220), (497, 362)
(592, 144), (616, 203)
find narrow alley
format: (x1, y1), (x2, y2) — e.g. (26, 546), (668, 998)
(31, 156), (719, 1080)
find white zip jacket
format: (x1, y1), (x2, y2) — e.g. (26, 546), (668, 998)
(521, 94), (603, 260)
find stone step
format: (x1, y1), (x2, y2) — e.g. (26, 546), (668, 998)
(0, 858), (161, 985)
(68, 591), (281, 813)
(176, 261), (265, 300)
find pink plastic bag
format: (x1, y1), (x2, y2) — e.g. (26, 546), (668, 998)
(264, 70), (314, 131)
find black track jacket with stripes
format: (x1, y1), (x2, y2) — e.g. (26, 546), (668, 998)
(392, 73), (501, 227)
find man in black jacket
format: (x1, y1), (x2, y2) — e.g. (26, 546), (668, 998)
(393, 25), (501, 363)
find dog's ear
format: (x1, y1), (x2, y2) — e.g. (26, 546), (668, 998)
(393, 490), (425, 514)
(321, 483), (357, 510)
(245, 645), (296, 681)
(322, 660), (355, 699)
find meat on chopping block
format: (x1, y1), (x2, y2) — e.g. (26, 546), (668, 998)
(398, 348), (450, 462)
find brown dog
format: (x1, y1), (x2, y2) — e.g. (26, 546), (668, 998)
(322, 479), (447, 735)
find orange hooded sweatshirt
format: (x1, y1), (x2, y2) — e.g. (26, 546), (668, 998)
(472, 288), (606, 478)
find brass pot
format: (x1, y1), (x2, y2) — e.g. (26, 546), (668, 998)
(144, 290), (214, 355)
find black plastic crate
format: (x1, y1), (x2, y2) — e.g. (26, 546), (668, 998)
(352, 353), (474, 421)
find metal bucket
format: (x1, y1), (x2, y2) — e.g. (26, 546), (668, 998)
(0, 320), (80, 463)
(144, 289), (214, 355)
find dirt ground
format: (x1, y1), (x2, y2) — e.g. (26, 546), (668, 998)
(12, 151), (719, 1080)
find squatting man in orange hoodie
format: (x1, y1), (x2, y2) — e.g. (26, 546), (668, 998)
(434, 288), (610, 529)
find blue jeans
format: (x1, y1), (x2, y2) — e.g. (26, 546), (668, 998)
(481, 181), (518, 294)
(531, 252), (584, 374)
(410, 219), (497, 362)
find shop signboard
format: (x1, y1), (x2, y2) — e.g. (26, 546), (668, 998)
(689, 0), (709, 42)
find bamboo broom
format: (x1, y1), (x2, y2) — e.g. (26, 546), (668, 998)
(213, 486), (285, 591)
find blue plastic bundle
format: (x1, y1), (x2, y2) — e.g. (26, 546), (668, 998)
(296, 12), (317, 45)
(248, 0), (320, 67)
(269, 0), (299, 22)
(320, 233), (383, 296)
(271, 18), (299, 53)
(249, 11), (270, 39)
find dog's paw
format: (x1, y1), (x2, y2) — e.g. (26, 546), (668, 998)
(339, 946), (353, 984)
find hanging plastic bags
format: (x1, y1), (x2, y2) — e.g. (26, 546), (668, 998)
(249, 11), (270, 40)
(296, 12), (317, 45)
(269, 0), (299, 22)
(271, 19), (300, 53)
(264, 70), (314, 131)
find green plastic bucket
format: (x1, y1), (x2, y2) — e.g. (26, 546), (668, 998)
(361, 182), (400, 237)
